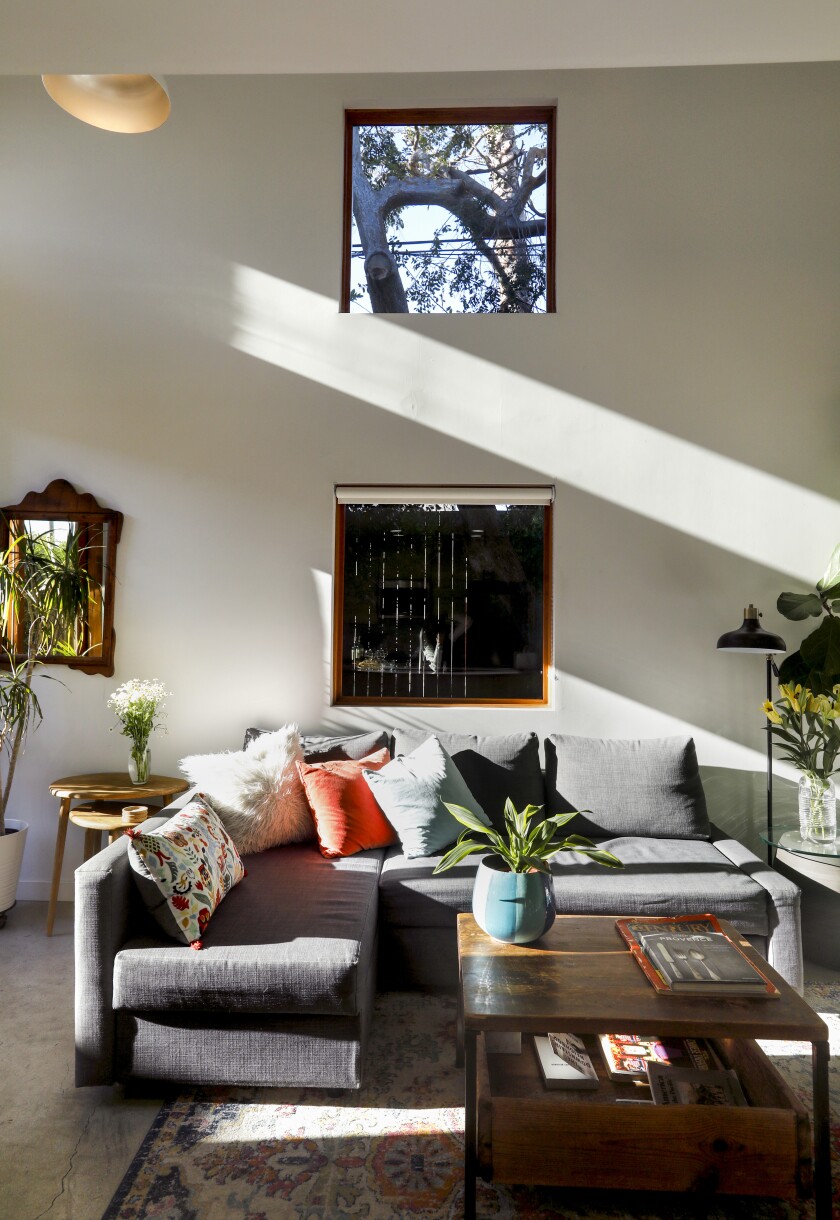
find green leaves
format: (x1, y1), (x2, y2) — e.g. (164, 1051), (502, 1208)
(817, 543), (840, 599)
(800, 617), (840, 677)
(777, 592), (824, 621)
(432, 798), (624, 876)
(443, 801), (494, 835)
(572, 846), (624, 869)
(434, 839), (488, 873)
(774, 543), (840, 696)
(764, 682), (840, 780)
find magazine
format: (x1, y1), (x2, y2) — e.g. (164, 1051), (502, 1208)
(615, 914), (780, 998)
(534, 1033), (599, 1090)
(598, 1033), (719, 1081)
(646, 1062), (748, 1107)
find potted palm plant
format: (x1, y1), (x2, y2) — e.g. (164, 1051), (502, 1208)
(0, 523), (93, 924)
(434, 798), (623, 944)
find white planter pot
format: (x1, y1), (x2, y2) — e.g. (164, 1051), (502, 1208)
(0, 819), (28, 917)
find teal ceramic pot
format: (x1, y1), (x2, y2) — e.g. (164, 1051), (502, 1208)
(472, 856), (556, 944)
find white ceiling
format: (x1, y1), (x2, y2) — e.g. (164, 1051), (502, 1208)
(3, 0), (840, 75)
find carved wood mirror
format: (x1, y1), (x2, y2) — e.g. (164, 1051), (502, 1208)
(1, 479), (122, 676)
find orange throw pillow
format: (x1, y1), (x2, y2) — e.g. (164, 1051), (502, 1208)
(297, 748), (396, 858)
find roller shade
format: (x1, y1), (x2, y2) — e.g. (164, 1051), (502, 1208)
(335, 485), (554, 505)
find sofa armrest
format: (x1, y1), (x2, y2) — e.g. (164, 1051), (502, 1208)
(73, 812), (164, 1085)
(710, 822), (803, 994)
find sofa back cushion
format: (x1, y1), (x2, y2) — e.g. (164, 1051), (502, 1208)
(544, 735), (710, 840)
(363, 735), (489, 859)
(392, 730), (543, 831)
(244, 726), (389, 761)
(298, 748), (396, 858)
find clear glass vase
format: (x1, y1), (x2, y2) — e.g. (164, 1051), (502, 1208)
(128, 747), (151, 786)
(798, 772), (836, 844)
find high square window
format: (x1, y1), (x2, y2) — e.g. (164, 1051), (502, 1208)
(342, 108), (555, 314)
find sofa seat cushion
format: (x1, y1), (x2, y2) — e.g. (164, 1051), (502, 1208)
(379, 845), (489, 928)
(549, 837), (768, 934)
(113, 843), (383, 1016)
(378, 838), (769, 936)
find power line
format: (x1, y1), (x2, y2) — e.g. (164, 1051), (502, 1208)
(351, 237), (545, 250)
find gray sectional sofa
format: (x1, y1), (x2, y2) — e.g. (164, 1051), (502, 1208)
(74, 730), (802, 1091)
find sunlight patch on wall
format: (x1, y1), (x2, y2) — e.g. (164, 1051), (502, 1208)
(231, 265), (840, 583)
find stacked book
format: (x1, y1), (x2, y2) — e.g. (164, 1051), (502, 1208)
(533, 1029), (749, 1106)
(533, 1032), (599, 1090)
(616, 914), (779, 998)
(598, 1032), (718, 1080)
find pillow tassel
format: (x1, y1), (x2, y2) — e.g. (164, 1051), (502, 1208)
(189, 939), (203, 951)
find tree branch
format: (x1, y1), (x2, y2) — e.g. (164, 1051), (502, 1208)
(510, 166), (547, 219)
(351, 133), (408, 312)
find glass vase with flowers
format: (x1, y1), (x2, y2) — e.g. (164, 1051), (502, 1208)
(763, 684), (840, 843)
(108, 679), (171, 785)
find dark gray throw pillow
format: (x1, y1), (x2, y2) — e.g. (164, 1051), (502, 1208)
(392, 729), (543, 831)
(243, 727), (389, 762)
(544, 735), (710, 841)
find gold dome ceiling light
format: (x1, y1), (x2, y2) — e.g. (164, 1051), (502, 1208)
(41, 74), (170, 133)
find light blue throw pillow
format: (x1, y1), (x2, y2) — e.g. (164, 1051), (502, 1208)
(362, 735), (489, 859)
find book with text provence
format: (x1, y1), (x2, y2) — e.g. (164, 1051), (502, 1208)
(615, 914), (779, 999)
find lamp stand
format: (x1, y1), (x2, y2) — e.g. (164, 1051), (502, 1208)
(765, 654), (774, 864)
(716, 606), (785, 868)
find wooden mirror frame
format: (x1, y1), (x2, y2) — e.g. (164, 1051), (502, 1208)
(1, 479), (123, 676)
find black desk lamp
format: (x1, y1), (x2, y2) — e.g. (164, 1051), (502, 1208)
(717, 605), (787, 862)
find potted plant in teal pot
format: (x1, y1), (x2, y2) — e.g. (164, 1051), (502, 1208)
(433, 799), (623, 944)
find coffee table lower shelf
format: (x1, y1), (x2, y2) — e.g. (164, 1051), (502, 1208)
(476, 1033), (811, 1200)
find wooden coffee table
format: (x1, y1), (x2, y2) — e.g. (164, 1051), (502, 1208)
(457, 913), (832, 1219)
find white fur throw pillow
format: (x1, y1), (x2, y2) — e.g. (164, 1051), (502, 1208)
(179, 725), (314, 855)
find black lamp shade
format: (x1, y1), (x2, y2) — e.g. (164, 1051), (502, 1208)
(716, 604), (786, 654)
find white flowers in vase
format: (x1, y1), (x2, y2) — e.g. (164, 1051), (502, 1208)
(108, 679), (171, 784)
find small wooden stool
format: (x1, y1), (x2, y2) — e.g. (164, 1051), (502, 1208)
(47, 774), (189, 935)
(69, 803), (148, 861)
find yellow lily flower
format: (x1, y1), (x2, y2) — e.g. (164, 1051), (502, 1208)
(762, 700), (782, 724)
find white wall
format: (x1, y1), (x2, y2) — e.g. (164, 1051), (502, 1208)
(2, 64), (839, 899)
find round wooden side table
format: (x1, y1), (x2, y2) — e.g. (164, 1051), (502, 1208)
(46, 772), (189, 935)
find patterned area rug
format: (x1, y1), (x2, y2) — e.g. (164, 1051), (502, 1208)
(105, 985), (839, 1219)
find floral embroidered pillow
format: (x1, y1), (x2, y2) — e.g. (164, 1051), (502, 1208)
(126, 797), (245, 946)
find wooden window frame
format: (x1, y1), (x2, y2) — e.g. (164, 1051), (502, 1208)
(341, 106), (556, 314)
(332, 485), (553, 707)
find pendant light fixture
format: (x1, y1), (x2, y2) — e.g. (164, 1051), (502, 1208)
(41, 74), (170, 133)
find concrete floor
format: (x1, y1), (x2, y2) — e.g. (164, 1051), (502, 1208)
(1, 901), (161, 1220)
(3, 900), (839, 1220)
